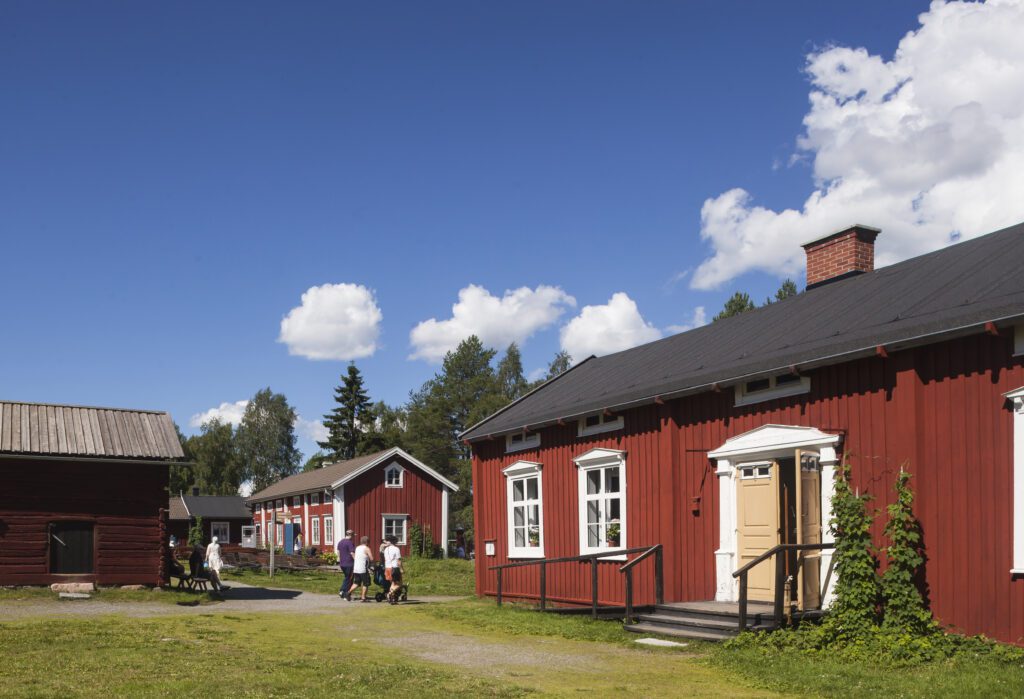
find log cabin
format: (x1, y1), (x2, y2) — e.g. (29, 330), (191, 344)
(463, 221), (1024, 644)
(248, 447), (459, 557)
(0, 401), (184, 587)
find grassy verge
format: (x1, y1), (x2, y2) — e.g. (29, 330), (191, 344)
(0, 585), (220, 606)
(222, 557), (475, 597)
(706, 641), (1024, 698)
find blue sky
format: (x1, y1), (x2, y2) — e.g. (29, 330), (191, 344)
(6, 1), (1022, 460)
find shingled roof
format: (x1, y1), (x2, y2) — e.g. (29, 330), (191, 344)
(463, 221), (1024, 441)
(168, 494), (251, 521)
(248, 447), (458, 502)
(0, 401), (185, 460)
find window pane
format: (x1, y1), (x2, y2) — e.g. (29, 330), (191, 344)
(585, 414), (601, 427)
(607, 498), (621, 521)
(587, 470), (600, 495)
(587, 500), (600, 524)
(528, 527), (539, 547)
(514, 527), (525, 547)
(742, 467), (753, 478)
(605, 467), (620, 493)
(526, 477), (538, 500)
(588, 524), (601, 547)
(513, 480), (524, 502)
(528, 505), (539, 526)
(745, 378), (770, 392)
(513, 506), (524, 527)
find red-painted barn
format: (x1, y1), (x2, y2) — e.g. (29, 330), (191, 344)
(0, 401), (185, 587)
(248, 447), (458, 557)
(464, 222), (1024, 644)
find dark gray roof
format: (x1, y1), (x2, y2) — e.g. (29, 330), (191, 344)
(0, 401), (185, 460)
(464, 221), (1024, 440)
(247, 450), (390, 502)
(175, 494), (251, 520)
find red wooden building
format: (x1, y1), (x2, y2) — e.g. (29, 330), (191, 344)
(168, 491), (253, 547)
(464, 222), (1024, 644)
(248, 447), (458, 556)
(0, 401), (185, 586)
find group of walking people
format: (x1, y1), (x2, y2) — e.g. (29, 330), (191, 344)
(335, 529), (404, 604)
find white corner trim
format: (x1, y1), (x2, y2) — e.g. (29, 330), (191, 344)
(577, 414), (624, 437)
(1009, 386), (1024, 574)
(441, 488), (449, 559)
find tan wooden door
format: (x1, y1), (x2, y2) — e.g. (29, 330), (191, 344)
(798, 451), (822, 609)
(736, 462), (780, 602)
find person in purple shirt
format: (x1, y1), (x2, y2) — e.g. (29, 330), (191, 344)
(337, 529), (356, 599)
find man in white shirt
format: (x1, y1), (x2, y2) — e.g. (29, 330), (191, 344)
(383, 535), (403, 604)
(346, 536), (373, 602)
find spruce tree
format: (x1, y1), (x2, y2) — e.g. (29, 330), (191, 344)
(318, 363), (372, 461)
(713, 292), (756, 321)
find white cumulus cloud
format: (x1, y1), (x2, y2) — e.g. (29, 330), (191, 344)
(666, 306), (707, 334)
(691, 0), (1024, 290)
(190, 400), (249, 428)
(295, 416), (329, 444)
(560, 292), (662, 359)
(409, 284), (576, 362)
(279, 283), (382, 361)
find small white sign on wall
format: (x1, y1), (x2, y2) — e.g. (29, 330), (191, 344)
(485, 541), (496, 557)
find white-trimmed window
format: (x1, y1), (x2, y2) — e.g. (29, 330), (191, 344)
(276, 499), (283, 510)
(383, 515), (408, 545)
(574, 448), (627, 555)
(311, 493), (320, 506)
(310, 517), (321, 546)
(734, 373), (810, 407)
(211, 521), (230, 543)
(324, 516), (333, 547)
(384, 462), (404, 488)
(1008, 386), (1024, 574)
(739, 462), (772, 479)
(506, 430), (541, 453)
(578, 412), (624, 438)
(293, 496), (302, 508)
(255, 523), (261, 544)
(503, 461), (544, 558)
(275, 523), (284, 546)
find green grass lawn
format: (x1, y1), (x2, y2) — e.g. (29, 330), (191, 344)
(0, 584), (221, 606)
(222, 556), (475, 597)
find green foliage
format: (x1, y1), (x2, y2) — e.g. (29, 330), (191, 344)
(712, 291), (756, 321)
(357, 401), (407, 455)
(302, 451), (332, 471)
(764, 278), (798, 305)
(319, 363), (372, 461)
(882, 469), (935, 636)
(188, 515), (204, 547)
(186, 418), (243, 495)
(496, 343), (528, 402)
(409, 522), (424, 557)
(235, 387), (302, 493)
(823, 460), (881, 639)
(319, 550), (338, 566)
(545, 350), (572, 379)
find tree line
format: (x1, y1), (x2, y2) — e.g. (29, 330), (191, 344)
(172, 341), (573, 540)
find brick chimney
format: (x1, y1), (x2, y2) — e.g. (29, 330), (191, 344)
(802, 224), (880, 289)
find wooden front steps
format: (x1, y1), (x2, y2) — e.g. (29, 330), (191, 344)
(624, 600), (778, 641)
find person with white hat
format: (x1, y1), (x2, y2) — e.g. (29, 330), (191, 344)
(205, 535), (226, 592)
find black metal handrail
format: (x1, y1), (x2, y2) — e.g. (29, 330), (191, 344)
(489, 544), (663, 619)
(731, 542), (836, 631)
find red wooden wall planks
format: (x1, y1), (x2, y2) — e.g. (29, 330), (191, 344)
(344, 455), (446, 557)
(471, 331), (1024, 644)
(0, 458), (168, 586)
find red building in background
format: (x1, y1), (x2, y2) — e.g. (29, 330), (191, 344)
(248, 447), (458, 557)
(464, 222), (1024, 644)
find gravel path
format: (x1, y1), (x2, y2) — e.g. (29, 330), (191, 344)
(0, 582), (461, 621)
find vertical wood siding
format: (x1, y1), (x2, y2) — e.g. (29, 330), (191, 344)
(344, 456), (445, 558)
(472, 331), (1024, 644)
(0, 458), (168, 585)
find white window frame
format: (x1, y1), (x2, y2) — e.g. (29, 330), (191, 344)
(734, 373), (811, 407)
(292, 496), (302, 508)
(311, 493), (320, 506)
(506, 430), (541, 453)
(384, 462), (405, 488)
(578, 412), (624, 438)
(738, 461), (773, 479)
(382, 514), (408, 545)
(211, 521), (230, 543)
(310, 516), (321, 546)
(503, 461), (545, 559)
(324, 516), (333, 547)
(1008, 386), (1024, 575)
(574, 448), (627, 558)
(276, 499), (283, 510)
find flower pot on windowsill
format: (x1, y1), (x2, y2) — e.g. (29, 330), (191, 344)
(528, 527), (540, 548)
(606, 521), (621, 548)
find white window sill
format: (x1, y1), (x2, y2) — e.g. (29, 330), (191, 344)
(385, 484), (403, 489)
(581, 549), (627, 561)
(1011, 568), (1024, 575)
(509, 549), (546, 559)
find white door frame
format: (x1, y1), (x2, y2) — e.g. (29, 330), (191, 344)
(708, 425), (840, 605)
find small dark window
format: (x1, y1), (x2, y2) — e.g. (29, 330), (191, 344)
(745, 378), (771, 393)
(775, 373), (800, 386)
(585, 414), (601, 427)
(510, 433), (523, 444)
(50, 522), (94, 574)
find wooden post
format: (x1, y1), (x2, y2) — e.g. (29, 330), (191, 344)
(738, 573), (748, 631)
(591, 558), (599, 619)
(624, 568), (634, 623)
(496, 568), (503, 607)
(539, 561), (547, 611)
(654, 546), (664, 605)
